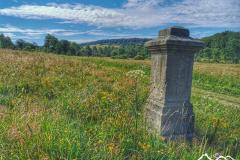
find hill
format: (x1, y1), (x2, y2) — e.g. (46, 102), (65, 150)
(0, 49), (240, 159)
(196, 31), (240, 63)
(79, 31), (240, 63)
(80, 38), (152, 46)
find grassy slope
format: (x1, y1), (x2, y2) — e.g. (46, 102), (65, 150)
(0, 49), (239, 159)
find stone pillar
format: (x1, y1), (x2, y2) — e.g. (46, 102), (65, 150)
(145, 27), (204, 140)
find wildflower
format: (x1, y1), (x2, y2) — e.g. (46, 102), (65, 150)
(107, 143), (116, 153)
(138, 142), (150, 152)
(126, 70), (145, 80)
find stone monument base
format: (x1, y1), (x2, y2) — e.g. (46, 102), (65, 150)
(145, 99), (194, 140)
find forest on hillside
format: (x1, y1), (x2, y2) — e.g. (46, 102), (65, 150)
(195, 31), (240, 63)
(81, 38), (151, 46)
(0, 31), (239, 63)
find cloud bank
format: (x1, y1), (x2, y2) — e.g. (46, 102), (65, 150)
(0, 0), (239, 29)
(0, 25), (145, 43)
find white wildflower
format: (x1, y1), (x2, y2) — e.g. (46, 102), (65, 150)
(126, 70), (145, 80)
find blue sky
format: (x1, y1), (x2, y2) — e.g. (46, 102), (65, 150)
(0, 0), (239, 45)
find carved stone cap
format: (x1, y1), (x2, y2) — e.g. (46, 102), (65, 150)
(145, 26), (205, 49)
(159, 26), (189, 38)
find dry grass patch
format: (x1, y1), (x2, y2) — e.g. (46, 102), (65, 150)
(194, 62), (240, 77)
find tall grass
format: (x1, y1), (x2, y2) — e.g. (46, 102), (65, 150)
(0, 49), (239, 159)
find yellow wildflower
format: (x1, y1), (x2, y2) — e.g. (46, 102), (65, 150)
(138, 142), (150, 152)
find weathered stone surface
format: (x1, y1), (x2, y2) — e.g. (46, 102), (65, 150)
(145, 26), (205, 140)
(159, 26), (189, 37)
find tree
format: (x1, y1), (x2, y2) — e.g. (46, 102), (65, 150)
(227, 37), (240, 63)
(85, 46), (92, 56)
(15, 39), (25, 50)
(111, 48), (119, 56)
(15, 39), (38, 51)
(0, 34), (14, 49)
(44, 34), (58, 53)
(92, 46), (98, 56)
(97, 47), (104, 56)
(55, 40), (71, 55)
(69, 42), (81, 56)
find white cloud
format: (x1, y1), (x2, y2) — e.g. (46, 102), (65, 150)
(123, 0), (163, 8)
(2, 32), (17, 38)
(0, 25), (73, 36)
(0, 0), (239, 29)
(1, 32), (42, 42)
(0, 4), (126, 27)
(0, 25), (143, 41)
(0, 25), (104, 36)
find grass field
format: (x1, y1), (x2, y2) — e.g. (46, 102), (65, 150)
(0, 49), (239, 159)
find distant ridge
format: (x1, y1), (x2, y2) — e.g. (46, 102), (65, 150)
(80, 38), (152, 46)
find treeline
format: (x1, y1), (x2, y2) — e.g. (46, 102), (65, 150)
(0, 33), (149, 60)
(0, 34), (40, 51)
(81, 38), (151, 46)
(1, 31), (240, 63)
(43, 34), (149, 59)
(196, 31), (240, 63)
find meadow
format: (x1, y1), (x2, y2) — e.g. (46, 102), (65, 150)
(0, 49), (239, 159)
